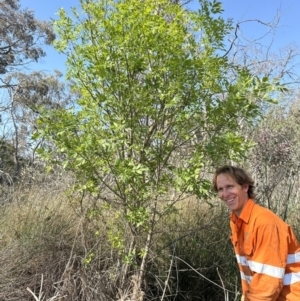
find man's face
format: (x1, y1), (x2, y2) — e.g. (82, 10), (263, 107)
(216, 173), (249, 216)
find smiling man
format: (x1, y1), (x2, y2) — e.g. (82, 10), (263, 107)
(213, 165), (300, 301)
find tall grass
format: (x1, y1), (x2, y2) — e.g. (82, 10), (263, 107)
(0, 184), (243, 301)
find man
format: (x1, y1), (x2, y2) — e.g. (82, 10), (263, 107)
(213, 165), (300, 301)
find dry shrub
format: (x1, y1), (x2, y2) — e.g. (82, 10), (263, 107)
(146, 198), (241, 301)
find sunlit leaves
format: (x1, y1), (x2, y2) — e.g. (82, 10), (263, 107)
(35, 0), (284, 257)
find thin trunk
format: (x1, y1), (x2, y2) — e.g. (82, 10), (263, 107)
(131, 202), (157, 301)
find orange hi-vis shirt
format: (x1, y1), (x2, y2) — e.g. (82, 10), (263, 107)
(230, 199), (300, 301)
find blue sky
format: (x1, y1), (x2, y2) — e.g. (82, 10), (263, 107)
(20, 0), (300, 75)
(220, 0), (300, 48)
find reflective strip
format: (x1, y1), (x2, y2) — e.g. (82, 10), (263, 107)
(283, 271), (300, 285)
(236, 255), (285, 278)
(248, 261), (285, 279)
(241, 270), (300, 286)
(236, 255), (248, 266)
(287, 252), (300, 264)
(242, 270), (300, 286)
(240, 271), (253, 284)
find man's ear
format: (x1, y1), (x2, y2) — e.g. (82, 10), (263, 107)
(242, 184), (249, 193)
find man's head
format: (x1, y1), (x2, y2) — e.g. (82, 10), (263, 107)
(213, 165), (255, 198)
(213, 165), (255, 216)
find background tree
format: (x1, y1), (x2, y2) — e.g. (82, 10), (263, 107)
(36, 0), (284, 299)
(0, 0), (74, 183)
(3, 71), (75, 180)
(0, 0), (54, 79)
(248, 95), (300, 222)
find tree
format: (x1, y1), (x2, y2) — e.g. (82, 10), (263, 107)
(249, 97), (300, 221)
(36, 0), (283, 298)
(0, 1), (75, 182)
(0, 0), (54, 179)
(0, 0), (54, 79)
(2, 71), (76, 181)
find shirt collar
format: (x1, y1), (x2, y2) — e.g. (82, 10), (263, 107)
(230, 199), (255, 224)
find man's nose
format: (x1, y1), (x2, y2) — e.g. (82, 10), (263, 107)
(222, 188), (230, 199)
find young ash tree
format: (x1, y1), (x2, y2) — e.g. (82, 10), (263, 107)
(35, 0), (283, 298)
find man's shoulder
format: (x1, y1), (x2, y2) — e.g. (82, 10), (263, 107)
(251, 203), (285, 226)
(252, 202), (271, 214)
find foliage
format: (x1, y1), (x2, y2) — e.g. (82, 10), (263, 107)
(35, 0), (284, 298)
(0, 71), (75, 184)
(0, 0), (69, 184)
(0, 0), (54, 77)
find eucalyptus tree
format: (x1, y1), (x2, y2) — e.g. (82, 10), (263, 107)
(35, 0), (283, 298)
(0, 1), (76, 183)
(6, 71), (76, 180)
(0, 0), (54, 78)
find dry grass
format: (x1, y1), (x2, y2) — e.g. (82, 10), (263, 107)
(0, 182), (242, 301)
(0, 183), (124, 301)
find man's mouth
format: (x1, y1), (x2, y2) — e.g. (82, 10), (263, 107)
(226, 198), (235, 203)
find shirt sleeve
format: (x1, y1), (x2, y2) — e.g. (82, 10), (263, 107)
(245, 223), (288, 301)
